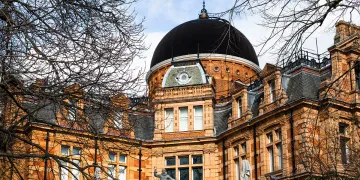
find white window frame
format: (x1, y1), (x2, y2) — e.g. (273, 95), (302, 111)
(237, 97), (242, 118)
(165, 109), (174, 132)
(194, 106), (203, 130)
(269, 80), (276, 103)
(179, 107), (188, 131)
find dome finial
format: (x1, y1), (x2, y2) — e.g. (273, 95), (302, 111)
(199, 0), (208, 19)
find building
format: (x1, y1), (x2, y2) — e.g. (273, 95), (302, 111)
(1, 4), (360, 180)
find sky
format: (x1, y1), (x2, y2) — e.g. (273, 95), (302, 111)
(131, 0), (354, 77)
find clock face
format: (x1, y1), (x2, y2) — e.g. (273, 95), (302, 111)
(176, 71), (191, 85)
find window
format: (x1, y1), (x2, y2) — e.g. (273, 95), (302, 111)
(60, 145), (81, 180)
(107, 152), (127, 180)
(339, 123), (350, 164)
(266, 129), (283, 172)
(269, 80), (276, 103)
(165, 156), (176, 166)
(164, 155), (203, 180)
(233, 143), (248, 180)
(235, 159), (240, 180)
(356, 64), (360, 90)
(234, 146), (239, 156)
(109, 152), (116, 162)
(165, 109), (174, 132)
(194, 106), (203, 130)
(114, 112), (123, 129)
(68, 100), (77, 121)
(277, 143), (282, 169)
(268, 147), (274, 172)
(267, 133), (273, 143)
(237, 97), (242, 118)
(192, 167), (203, 180)
(341, 137), (350, 164)
(339, 123), (348, 135)
(179, 107), (188, 131)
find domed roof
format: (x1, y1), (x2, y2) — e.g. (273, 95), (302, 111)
(150, 18), (259, 68)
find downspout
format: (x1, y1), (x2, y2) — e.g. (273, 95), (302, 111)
(138, 142), (142, 180)
(253, 124), (258, 180)
(222, 139), (226, 180)
(290, 109), (296, 175)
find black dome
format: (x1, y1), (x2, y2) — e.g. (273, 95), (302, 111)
(151, 18), (259, 67)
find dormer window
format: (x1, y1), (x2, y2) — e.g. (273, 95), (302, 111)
(114, 112), (123, 129)
(237, 97), (242, 118)
(68, 100), (77, 121)
(269, 80), (276, 103)
(355, 65), (360, 90)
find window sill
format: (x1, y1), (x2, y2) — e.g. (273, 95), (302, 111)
(265, 169), (283, 178)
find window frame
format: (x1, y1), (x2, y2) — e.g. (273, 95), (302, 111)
(193, 106), (203, 131)
(164, 108), (174, 133)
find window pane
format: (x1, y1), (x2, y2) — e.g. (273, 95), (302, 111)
(194, 106), (203, 130)
(276, 130), (282, 140)
(119, 155), (126, 163)
(267, 133), (273, 143)
(193, 167), (203, 180)
(234, 146), (239, 156)
(114, 112), (123, 129)
(108, 165), (116, 180)
(235, 159), (240, 180)
(339, 123), (347, 135)
(72, 148), (81, 156)
(277, 143), (282, 169)
(61, 146), (69, 155)
(60, 161), (68, 180)
(179, 107), (188, 131)
(165, 157), (176, 166)
(192, 155), (203, 164)
(165, 109), (174, 132)
(241, 143), (246, 153)
(237, 98), (242, 118)
(95, 167), (101, 180)
(118, 166), (126, 180)
(166, 169), (176, 179)
(71, 159), (80, 180)
(179, 156), (189, 165)
(179, 168), (189, 180)
(109, 152), (116, 162)
(268, 147), (274, 172)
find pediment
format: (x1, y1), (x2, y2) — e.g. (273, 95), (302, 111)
(260, 63), (280, 78)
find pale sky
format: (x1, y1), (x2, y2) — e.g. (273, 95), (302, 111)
(131, 0), (357, 83)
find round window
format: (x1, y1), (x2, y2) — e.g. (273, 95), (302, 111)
(176, 72), (191, 85)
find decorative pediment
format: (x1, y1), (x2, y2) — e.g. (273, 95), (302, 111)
(260, 63), (281, 78)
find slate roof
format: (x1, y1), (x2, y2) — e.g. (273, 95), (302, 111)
(129, 113), (154, 140)
(286, 71), (320, 103)
(214, 105), (231, 136)
(23, 100), (58, 124)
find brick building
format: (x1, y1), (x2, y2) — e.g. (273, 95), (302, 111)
(1, 5), (360, 180)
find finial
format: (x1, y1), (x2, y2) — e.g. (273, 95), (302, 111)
(199, 0), (208, 19)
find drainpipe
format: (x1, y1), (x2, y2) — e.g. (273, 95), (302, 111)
(222, 139), (226, 180)
(290, 109), (296, 175)
(43, 131), (50, 180)
(138, 142), (142, 180)
(253, 124), (258, 180)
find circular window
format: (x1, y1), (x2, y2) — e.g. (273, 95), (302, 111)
(176, 72), (191, 85)
(214, 66), (219, 71)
